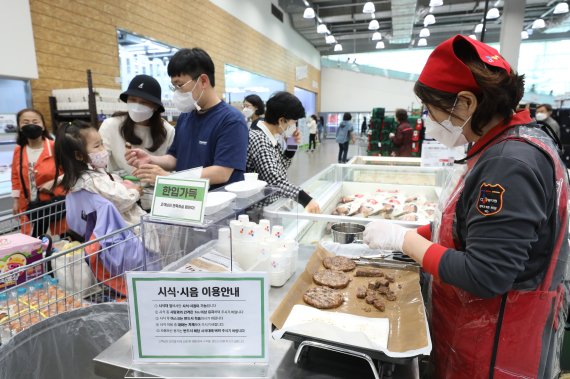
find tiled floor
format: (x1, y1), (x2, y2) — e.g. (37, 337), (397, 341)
(287, 137), (368, 186)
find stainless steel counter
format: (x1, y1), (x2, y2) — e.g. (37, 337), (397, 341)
(93, 245), (421, 379)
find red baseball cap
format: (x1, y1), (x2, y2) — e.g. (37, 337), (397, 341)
(417, 35), (511, 94)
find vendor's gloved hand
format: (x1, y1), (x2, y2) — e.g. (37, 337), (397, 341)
(363, 220), (409, 251)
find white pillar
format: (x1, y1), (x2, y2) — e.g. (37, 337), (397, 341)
(499, 0), (526, 71)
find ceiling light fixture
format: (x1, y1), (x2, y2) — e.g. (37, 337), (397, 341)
(486, 7), (500, 19)
(334, 43), (343, 52)
(429, 0), (443, 6)
(469, 34), (477, 40)
(419, 27), (430, 38)
(372, 31), (382, 40)
(521, 30), (529, 39)
(475, 23), (484, 33)
(418, 38), (428, 47)
(423, 14), (436, 27)
(554, 2), (569, 14)
(303, 7), (315, 19)
(532, 18), (546, 29)
(363, 2), (375, 13)
(369, 19), (380, 30)
(325, 35), (336, 44)
(317, 24), (328, 34)
(376, 41), (385, 49)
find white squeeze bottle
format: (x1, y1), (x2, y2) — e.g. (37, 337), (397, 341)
(258, 219), (271, 241)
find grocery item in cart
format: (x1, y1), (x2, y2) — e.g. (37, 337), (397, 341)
(0, 277), (87, 337)
(0, 234), (47, 290)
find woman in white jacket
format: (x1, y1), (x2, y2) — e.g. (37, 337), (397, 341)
(307, 114), (318, 152)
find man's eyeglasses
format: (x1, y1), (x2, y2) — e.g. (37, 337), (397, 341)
(168, 78), (194, 92)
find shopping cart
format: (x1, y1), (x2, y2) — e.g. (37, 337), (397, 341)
(0, 200), (68, 238)
(0, 222), (147, 343)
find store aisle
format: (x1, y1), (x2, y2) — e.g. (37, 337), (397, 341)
(287, 138), (367, 185)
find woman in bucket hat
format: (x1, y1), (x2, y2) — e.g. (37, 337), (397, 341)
(364, 35), (568, 378)
(99, 75), (175, 210)
(99, 74), (175, 178)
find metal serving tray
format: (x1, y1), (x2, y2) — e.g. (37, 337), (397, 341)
(264, 164), (448, 243)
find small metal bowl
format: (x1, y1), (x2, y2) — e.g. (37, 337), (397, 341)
(331, 222), (365, 244)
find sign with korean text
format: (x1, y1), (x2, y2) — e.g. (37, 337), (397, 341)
(151, 177), (208, 224)
(420, 140), (465, 167)
(127, 272), (269, 363)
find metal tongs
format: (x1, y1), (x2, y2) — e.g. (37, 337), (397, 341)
(350, 250), (420, 270)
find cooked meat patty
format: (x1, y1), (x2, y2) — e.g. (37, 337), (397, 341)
(368, 280), (380, 290)
(313, 269), (351, 289)
(385, 291), (398, 301)
(377, 286), (389, 295)
(355, 268), (385, 277)
(303, 286), (344, 309)
(356, 286), (367, 299)
(385, 273), (395, 283)
(373, 299), (386, 312)
(323, 256), (357, 272)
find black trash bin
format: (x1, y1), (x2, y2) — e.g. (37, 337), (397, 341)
(0, 303), (129, 379)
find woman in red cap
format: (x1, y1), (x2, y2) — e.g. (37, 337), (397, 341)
(364, 35), (568, 379)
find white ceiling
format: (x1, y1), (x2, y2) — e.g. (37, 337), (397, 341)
(278, 0), (570, 54)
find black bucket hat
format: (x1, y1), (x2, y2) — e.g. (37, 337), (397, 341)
(120, 75), (165, 113)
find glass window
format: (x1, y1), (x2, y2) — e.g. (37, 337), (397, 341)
(224, 64), (285, 108)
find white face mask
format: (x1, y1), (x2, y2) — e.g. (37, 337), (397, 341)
(172, 80), (202, 113)
(279, 121), (297, 138)
(535, 112), (548, 122)
(242, 107), (254, 119)
(127, 103), (154, 123)
(424, 98), (470, 148)
(88, 150), (109, 169)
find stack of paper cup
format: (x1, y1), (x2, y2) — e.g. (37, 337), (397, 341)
(235, 222), (258, 270)
(216, 227), (231, 257)
(284, 239), (298, 275)
(253, 241), (271, 273)
(270, 247), (290, 287)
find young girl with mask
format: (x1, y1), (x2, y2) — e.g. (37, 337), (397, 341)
(11, 108), (67, 236)
(246, 91), (320, 214)
(99, 75), (174, 177)
(54, 120), (145, 226)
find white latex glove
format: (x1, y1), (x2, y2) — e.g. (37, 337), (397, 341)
(363, 220), (408, 251)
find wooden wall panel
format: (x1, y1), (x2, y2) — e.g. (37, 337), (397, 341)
(29, 0), (321, 127)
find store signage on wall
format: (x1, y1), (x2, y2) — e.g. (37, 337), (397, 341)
(295, 65), (308, 80)
(0, 114), (17, 134)
(151, 177), (209, 224)
(127, 272), (269, 363)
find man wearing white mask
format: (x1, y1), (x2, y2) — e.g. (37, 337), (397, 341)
(99, 74), (175, 178)
(246, 91), (320, 213)
(536, 103), (560, 140)
(126, 48), (248, 189)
